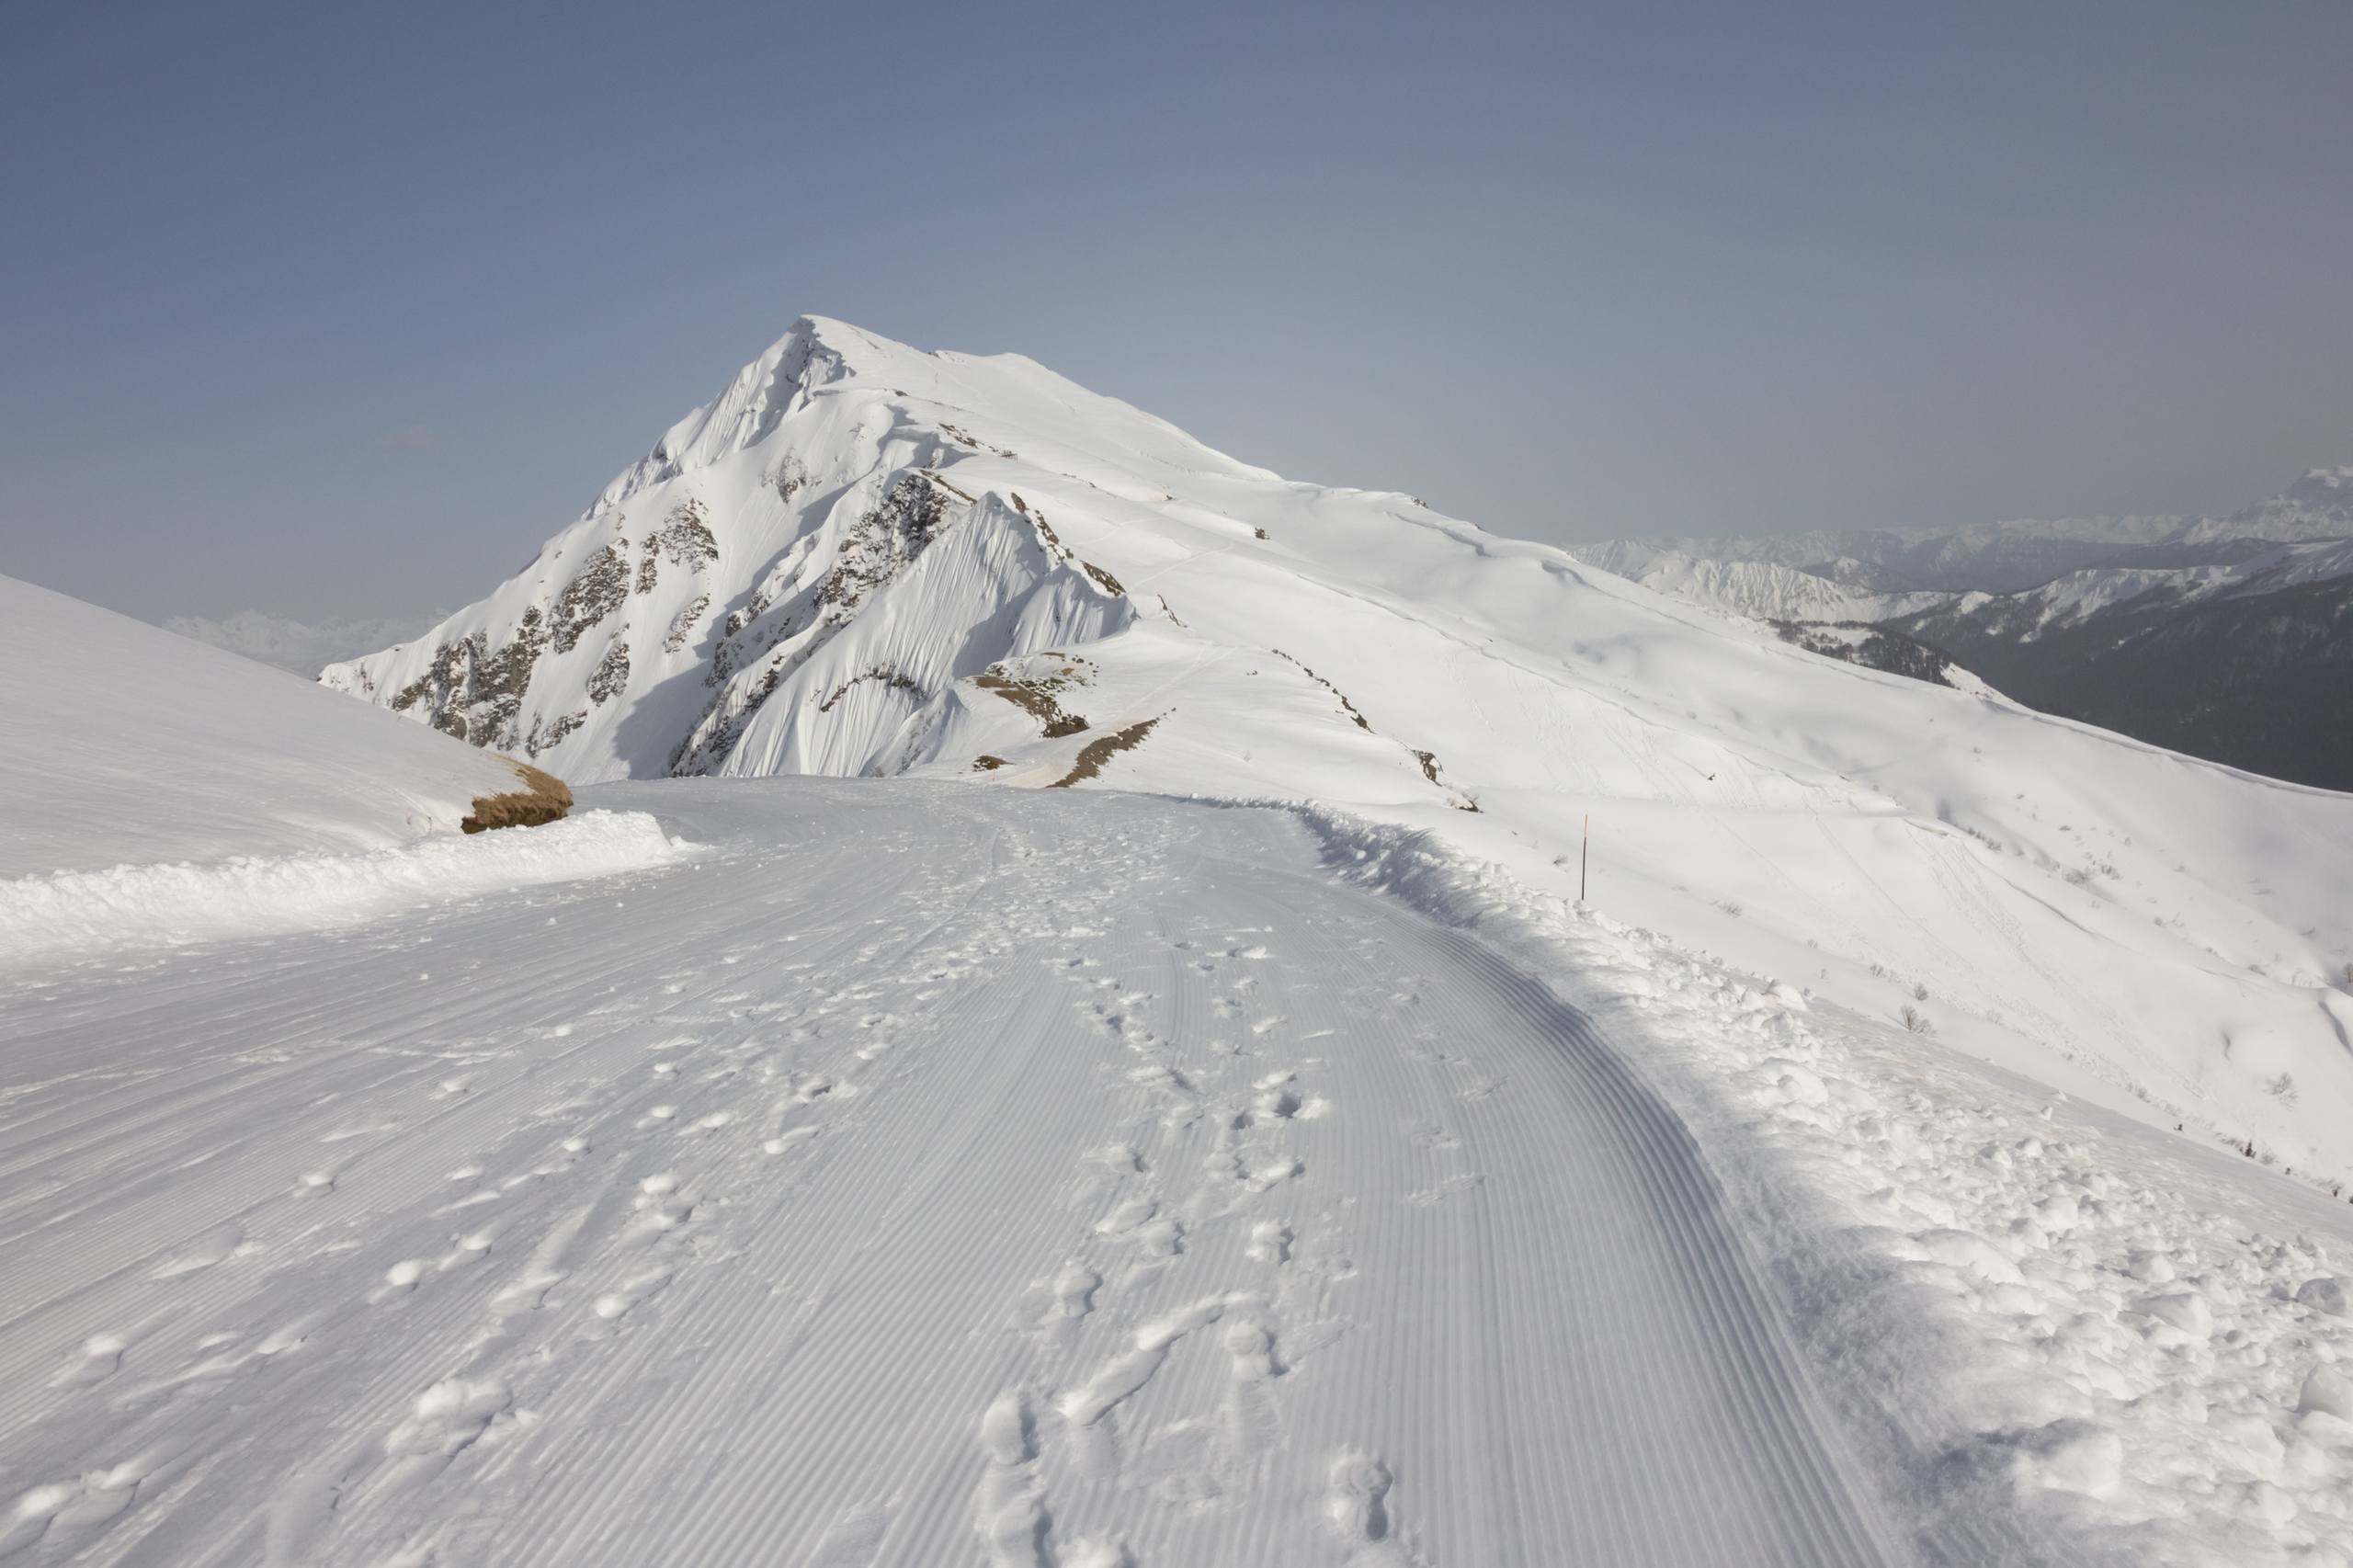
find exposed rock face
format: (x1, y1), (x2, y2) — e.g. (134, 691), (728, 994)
(386, 606), (548, 751)
(552, 543), (630, 654)
(326, 320), (1154, 787)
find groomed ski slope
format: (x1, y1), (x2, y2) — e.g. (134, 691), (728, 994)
(2, 779), (1916, 1568)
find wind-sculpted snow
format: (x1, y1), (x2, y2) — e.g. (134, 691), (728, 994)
(0, 780), (1916, 1566)
(0, 810), (688, 965)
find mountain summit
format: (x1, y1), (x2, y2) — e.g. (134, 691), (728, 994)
(329, 318), (2353, 1185)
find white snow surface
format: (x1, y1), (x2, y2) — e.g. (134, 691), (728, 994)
(325, 316), (2353, 1192)
(1565, 540), (1949, 622)
(3, 781), (1924, 1567)
(0, 574), (528, 880)
(5, 780), (2351, 1566)
(1322, 813), (2353, 1567)
(0, 810), (688, 965)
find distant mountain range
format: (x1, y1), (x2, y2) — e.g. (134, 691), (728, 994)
(1569, 470), (2353, 790)
(164, 610), (434, 676)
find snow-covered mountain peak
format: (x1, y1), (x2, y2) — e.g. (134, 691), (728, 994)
(601, 314), (1272, 524)
(2223, 463), (2353, 537)
(326, 317), (2353, 1193)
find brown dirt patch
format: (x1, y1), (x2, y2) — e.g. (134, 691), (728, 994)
(462, 760), (574, 834)
(1049, 717), (1161, 789)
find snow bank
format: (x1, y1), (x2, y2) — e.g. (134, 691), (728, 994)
(1288, 804), (2353, 1568)
(0, 810), (689, 964)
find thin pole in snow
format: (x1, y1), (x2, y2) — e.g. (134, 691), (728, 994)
(1580, 813), (1588, 903)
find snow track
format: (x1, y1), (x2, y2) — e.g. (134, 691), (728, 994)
(0, 780), (1909, 1565)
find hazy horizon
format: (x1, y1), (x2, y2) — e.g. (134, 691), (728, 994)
(5, 1), (2347, 626)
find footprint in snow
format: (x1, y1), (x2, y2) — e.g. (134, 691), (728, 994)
(367, 1260), (430, 1306)
(619, 1176), (695, 1246)
(379, 1377), (526, 1492)
(593, 1265), (675, 1322)
(1134, 1218), (1184, 1259)
(152, 1222), (246, 1279)
(1094, 1199), (1157, 1238)
(972, 1392), (1051, 1567)
(1327, 1452), (1421, 1564)
(51, 1334), (128, 1389)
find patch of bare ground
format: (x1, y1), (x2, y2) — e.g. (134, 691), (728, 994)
(1048, 717), (1160, 789)
(972, 656), (1092, 738)
(1409, 746), (1481, 811)
(972, 755), (1006, 771)
(461, 760), (574, 834)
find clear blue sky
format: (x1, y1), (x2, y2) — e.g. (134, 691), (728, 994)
(4, 0), (2347, 621)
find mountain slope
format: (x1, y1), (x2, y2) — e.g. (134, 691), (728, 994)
(1, 573), (538, 880)
(328, 318), (2353, 1190)
(1888, 568), (2353, 790)
(0, 573), (692, 960)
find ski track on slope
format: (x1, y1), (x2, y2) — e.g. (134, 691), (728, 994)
(0, 780), (1915, 1566)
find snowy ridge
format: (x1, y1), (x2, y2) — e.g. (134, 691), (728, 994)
(1568, 483), (2353, 642)
(0, 810), (688, 965)
(326, 316), (2353, 1192)
(1954, 536), (2353, 637)
(2215, 467), (2353, 541)
(1566, 540), (1946, 623)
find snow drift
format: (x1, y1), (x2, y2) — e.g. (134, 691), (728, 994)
(0, 810), (688, 964)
